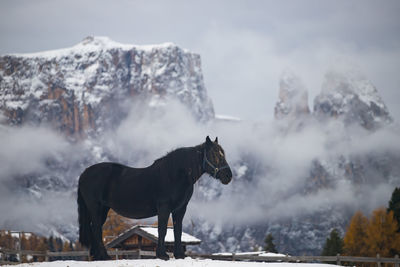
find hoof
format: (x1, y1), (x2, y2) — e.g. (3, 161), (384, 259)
(174, 252), (186, 259)
(156, 252), (170, 261)
(93, 253), (111, 261)
(174, 254), (186, 259)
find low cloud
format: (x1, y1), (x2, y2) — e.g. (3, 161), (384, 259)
(186, 113), (400, 226)
(0, 125), (68, 180)
(0, 124), (78, 236)
(0, 99), (399, 238)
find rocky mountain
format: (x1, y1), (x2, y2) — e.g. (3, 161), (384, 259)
(189, 69), (399, 255)
(0, 36), (214, 138)
(274, 70), (310, 121)
(0, 37), (215, 240)
(0, 37), (399, 256)
(314, 70), (392, 130)
(193, 71), (400, 255)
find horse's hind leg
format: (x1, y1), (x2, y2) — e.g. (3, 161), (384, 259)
(89, 204), (111, 260)
(99, 206), (110, 257)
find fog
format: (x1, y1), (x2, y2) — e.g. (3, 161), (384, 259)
(101, 99), (400, 227)
(186, 118), (399, 226)
(0, 96), (399, 238)
(0, 125), (78, 236)
(0, 125), (68, 178)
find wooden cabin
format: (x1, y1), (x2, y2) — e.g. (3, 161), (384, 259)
(105, 225), (201, 253)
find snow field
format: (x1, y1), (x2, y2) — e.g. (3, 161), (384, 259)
(5, 259), (340, 267)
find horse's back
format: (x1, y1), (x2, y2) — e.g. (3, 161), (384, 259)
(78, 162), (125, 202)
(78, 162), (159, 219)
(79, 162), (125, 186)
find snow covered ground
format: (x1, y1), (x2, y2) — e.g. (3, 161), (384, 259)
(5, 259), (340, 267)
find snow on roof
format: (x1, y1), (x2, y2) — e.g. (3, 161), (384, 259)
(140, 226), (201, 243)
(9, 231), (34, 239)
(106, 225), (201, 248)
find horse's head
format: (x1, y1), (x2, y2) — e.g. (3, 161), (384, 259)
(203, 136), (232, 185)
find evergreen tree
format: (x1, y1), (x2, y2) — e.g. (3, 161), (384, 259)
(264, 233), (278, 253)
(322, 229), (343, 256)
(48, 236), (55, 252)
(55, 237), (63, 252)
(388, 187), (400, 231)
(343, 211), (368, 256)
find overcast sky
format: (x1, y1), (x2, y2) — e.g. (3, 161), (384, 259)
(1, 0), (399, 121)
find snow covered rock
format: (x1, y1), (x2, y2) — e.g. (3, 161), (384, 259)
(0, 36), (214, 137)
(313, 70), (392, 130)
(274, 70), (310, 121)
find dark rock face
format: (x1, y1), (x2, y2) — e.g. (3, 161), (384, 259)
(0, 36), (214, 138)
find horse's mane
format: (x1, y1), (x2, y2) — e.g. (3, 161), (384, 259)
(153, 143), (204, 166)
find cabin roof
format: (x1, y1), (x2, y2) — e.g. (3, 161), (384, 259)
(105, 225), (201, 248)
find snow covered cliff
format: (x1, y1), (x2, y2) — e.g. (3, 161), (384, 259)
(314, 70), (392, 129)
(0, 36), (214, 138)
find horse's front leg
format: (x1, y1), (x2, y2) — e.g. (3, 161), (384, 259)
(156, 203), (170, 260)
(172, 205), (187, 259)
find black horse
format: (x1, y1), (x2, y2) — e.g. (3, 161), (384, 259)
(77, 136), (232, 260)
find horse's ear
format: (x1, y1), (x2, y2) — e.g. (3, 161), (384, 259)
(215, 137), (218, 144)
(206, 136), (212, 146)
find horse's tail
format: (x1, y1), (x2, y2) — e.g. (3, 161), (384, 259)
(77, 186), (91, 248)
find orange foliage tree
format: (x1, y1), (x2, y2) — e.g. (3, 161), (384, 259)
(344, 208), (400, 257)
(364, 208), (400, 257)
(102, 209), (132, 243)
(62, 240), (72, 252)
(343, 211), (369, 256)
(0, 230), (15, 249)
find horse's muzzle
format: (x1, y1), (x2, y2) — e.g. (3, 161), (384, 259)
(219, 168), (232, 185)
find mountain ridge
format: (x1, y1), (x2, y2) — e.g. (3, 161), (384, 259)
(0, 37), (399, 256)
(0, 36), (214, 138)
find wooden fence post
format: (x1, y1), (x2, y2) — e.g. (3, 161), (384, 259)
(45, 251), (49, 262)
(376, 254), (381, 267)
(138, 249), (141, 259)
(336, 253), (341, 266)
(115, 248), (119, 260)
(395, 254), (399, 267)
(18, 232), (22, 263)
